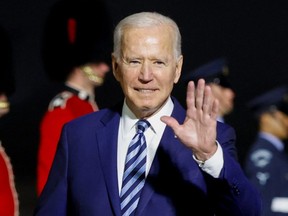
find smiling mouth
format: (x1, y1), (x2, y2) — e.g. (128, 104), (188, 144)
(136, 88), (156, 93)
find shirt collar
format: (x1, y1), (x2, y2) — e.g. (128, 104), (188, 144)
(121, 97), (174, 135)
(259, 132), (285, 151)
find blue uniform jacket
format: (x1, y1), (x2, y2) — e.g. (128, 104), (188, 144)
(245, 135), (288, 216)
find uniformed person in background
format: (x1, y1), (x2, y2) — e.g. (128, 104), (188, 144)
(244, 86), (288, 216)
(0, 24), (19, 216)
(0, 24), (14, 118)
(182, 57), (235, 123)
(37, 0), (113, 196)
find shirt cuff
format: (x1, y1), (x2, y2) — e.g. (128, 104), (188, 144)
(192, 141), (223, 178)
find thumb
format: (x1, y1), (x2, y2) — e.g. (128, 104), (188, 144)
(160, 116), (180, 131)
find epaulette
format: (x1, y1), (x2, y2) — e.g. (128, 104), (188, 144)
(48, 91), (73, 111)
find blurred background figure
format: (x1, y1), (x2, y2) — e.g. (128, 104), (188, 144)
(0, 24), (14, 118)
(244, 86), (288, 216)
(37, 0), (113, 196)
(182, 57), (235, 123)
(0, 25), (19, 216)
(0, 94), (10, 117)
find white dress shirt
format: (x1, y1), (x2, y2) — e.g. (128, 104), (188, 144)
(117, 97), (224, 193)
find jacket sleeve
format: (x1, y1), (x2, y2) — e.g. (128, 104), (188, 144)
(206, 123), (262, 216)
(34, 124), (70, 216)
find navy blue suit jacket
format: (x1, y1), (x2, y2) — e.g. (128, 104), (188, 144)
(34, 97), (261, 215)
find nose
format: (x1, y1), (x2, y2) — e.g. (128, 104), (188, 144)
(139, 63), (153, 81)
(99, 63), (110, 74)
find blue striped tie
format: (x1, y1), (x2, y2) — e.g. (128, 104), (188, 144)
(120, 119), (150, 216)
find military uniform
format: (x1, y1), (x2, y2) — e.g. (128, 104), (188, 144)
(0, 142), (19, 216)
(38, 0), (112, 197)
(0, 25), (19, 216)
(37, 85), (97, 195)
(245, 85), (288, 215)
(245, 133), (288, 215)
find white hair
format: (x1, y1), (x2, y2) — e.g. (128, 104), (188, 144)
(112, 12), (182, 61)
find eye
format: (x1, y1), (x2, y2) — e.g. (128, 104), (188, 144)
(121, 57), (141, 66)
(130, 60), (141, 65)
(154, 60), (165, 66)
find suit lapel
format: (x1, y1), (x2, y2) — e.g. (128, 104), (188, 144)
(135, 125), (176, 215)
(135, 99), (183, 215)
(94, 98), (207, 215)
(135, 98), (207, 215)
(96, 107), (122, 215)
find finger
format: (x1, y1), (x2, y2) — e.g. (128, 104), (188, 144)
(195, 79), (205, 109)
(210, 99), (219, 120)
(186, 81), (196, 112)
(202, 85), (212, 115)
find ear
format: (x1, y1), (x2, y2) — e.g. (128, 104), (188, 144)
(173, 55), (183, 84)
(112, 54), (120, 82)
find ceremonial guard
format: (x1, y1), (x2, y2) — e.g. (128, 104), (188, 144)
(37, 0), (112, 195)
(0, 25), (19, 216)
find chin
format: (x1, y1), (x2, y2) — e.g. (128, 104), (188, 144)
(136, 103), (158, 115)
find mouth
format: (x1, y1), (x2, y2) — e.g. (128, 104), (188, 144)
(135, 88), (157, 93)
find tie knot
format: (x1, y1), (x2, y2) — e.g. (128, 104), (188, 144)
(136, 119), (150, 134)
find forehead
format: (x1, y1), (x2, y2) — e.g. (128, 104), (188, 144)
(122, 25), (172, 45)
(122, 25), (173, 50)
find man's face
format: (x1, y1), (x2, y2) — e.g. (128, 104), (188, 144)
(209, 83), (235, 117)
(263, 111), (288, 140)
(112, 25), (183, 118)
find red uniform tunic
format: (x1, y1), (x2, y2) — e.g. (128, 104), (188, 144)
(0, 143), (19, 216)
(37, 87), (97, 196)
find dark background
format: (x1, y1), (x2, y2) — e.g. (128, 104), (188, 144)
(1, 0), (288, 215)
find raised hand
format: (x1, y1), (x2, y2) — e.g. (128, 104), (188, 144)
(161, 79), (219, 161)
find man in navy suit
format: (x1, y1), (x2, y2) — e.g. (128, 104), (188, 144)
(34, 11), (261, 216)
